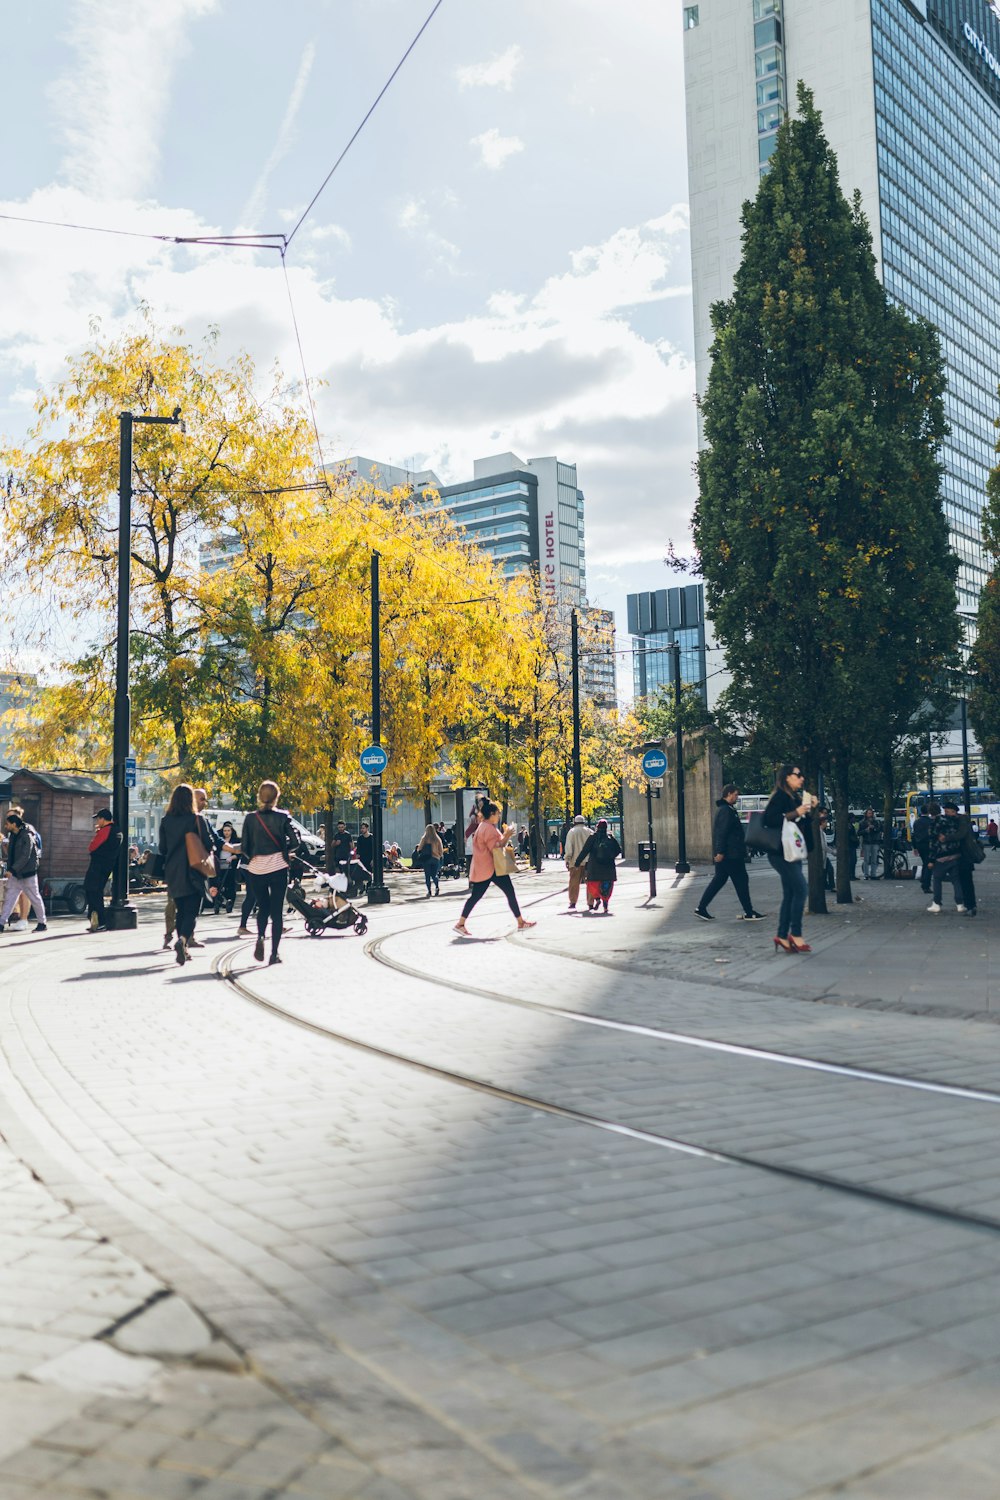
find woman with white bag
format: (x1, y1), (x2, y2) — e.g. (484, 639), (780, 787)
(761, 764), (813, 953)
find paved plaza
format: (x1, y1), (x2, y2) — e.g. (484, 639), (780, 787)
(1, 857), (1000, 1497)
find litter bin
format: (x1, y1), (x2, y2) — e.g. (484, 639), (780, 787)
(638, 841), (657, 872)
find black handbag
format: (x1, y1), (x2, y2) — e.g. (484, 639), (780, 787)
(746, 811), (782, 855)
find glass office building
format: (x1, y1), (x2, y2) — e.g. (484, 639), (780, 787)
(627, 586), (708, 707)
(684, 0), (1000, 624)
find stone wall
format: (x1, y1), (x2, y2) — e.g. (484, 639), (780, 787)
(623, 729), (723, 867)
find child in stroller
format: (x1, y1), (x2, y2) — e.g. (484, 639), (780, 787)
(285, 858), (369, 936)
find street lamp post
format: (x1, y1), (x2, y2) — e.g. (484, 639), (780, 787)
(570, 609), (582, 817)
(107, 408), (183, 931)
(368, 550), (391, 905)
(671, 640), (690, 875)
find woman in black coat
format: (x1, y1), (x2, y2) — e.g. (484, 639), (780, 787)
(574, 818), (622, 913)
(158, 783), (213, 965)
(239, 780), (300, 965)
(761, 763), (813, 953)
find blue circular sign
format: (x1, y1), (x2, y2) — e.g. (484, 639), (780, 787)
(360, 744), (389, 775)
(641, 747), (667, 778)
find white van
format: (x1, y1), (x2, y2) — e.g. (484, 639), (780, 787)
(201, 808), (325, 862)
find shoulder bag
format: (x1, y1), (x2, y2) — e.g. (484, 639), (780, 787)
(781, 818), (807, 862)
(745, 811), (782, 855)
(185, 823), (217, 878)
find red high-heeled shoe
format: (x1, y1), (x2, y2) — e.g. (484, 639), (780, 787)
(773, 936), (794, 952)
(788, 937), (812, 953)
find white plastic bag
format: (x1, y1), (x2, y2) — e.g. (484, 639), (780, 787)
(781, 819), (807, 862)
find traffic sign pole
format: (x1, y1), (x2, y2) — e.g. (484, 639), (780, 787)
(368, 550), (390, 905)
(646, 780), (657, 900)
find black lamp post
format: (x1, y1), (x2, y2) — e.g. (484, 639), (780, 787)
(107, 408), (183, 930)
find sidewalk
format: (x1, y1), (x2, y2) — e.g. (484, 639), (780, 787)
(1, 867), (1000, 1496)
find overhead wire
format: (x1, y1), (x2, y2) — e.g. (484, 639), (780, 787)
(285, 0), (447, 248)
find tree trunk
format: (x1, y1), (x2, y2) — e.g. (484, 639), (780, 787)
(324, 802), (334, 874)
(806, 760), (827, 915)
(532, 754), (543, 874)
(423, 786), (432, 827)
(832, 755), (854, 904)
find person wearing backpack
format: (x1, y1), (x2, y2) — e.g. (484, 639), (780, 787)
(0, 812), (47, 932)
(573, 818), (622, 913)
(239, 780), (300, 964)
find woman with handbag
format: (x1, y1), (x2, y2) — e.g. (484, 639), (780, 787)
(453, 802), (536, 934)
(761, 764), (813, 953)
(239, 780), (300, 964)
(415, 824), (444, 897)
(158, 783), (215, 966)
(573, 818), (622, 913)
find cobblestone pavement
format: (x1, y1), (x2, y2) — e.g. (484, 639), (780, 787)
(1, 867), (1000, 1496)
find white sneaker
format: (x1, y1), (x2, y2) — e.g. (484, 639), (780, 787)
(8, 920), (28, 931)
(956, 904), (966, 913)
(926, 902), (941, 912)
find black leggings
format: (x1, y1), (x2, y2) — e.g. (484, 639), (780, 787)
(240, 879), (257, 927)
(174, 893), (201, 942)
(461, 874), (521, 921)
(250, 870), (288, 955)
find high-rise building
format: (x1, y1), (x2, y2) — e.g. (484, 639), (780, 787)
(331, 452), (615, 703)
(627, 585), (710, 707)
(684, 0), (1000, 621)
(334, 452), (588, 605)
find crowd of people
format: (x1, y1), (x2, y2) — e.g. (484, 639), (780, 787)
(3, 772), (992, 959)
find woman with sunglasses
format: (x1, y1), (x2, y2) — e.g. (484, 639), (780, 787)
(761, 763), (813, 953)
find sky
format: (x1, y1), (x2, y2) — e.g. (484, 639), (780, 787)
(0, 0), (695, 659)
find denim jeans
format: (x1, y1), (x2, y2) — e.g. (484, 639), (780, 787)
(862, 843), (879, 879)
(767, 854), (807, 939)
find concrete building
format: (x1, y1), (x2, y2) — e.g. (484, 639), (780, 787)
(684, 0), (1000, 622)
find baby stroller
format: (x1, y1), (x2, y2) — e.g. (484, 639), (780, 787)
(286, 860), (369, 937)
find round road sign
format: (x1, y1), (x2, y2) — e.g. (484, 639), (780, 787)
(360, 744), (389, 776)
(641, 747), (668, 779)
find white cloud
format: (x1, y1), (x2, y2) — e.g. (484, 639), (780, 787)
(240, 40), (316, 232)
(51, 0), (217, 199)
(471, 128), (525, 171)
(456, 45), (523, 91)
(397, 197), (460, 266)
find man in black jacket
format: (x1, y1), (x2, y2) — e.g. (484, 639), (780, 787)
(911, 801), (939, 895)
(84, 809), (122, 932)
(695, 785), (764, 922)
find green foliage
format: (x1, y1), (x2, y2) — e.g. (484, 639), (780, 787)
(970, 571), (1000, 791)
(692, 84), (960, 900)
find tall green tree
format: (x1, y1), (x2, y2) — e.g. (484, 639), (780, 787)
(693, 84), (959, 906)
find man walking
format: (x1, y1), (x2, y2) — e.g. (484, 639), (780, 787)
(695, 785), (764, 922)
(859, 808), (882, 879)
(0, 813), (47, 933)
(84, 809), (122, 932)
(563, 814), (592, 910)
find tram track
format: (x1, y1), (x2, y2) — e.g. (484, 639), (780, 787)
(215, 938), (1000, 1239)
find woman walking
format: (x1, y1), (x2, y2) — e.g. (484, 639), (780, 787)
(454, 803), (536, 935)
(158, 784), (213, 966)
(239, 781), (299, 965)
(574, 818), (622, 913)
(415, 823), (444, 897)
(217, 821), (239, 913)
(762, 763), (813, 953)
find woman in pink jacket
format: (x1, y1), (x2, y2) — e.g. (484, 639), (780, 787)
(454, 802), (536, 935)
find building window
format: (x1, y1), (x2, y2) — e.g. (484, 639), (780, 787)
(757, 74), (784, 106)
(758, 133), (779, 164)
(757, 103), (783, 134)
(755, 44), (782, 76)
(753, 0), (781, 17)
(683, 5), (699, 28)
(753, 17), (782, 47)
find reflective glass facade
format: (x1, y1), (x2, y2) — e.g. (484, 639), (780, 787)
(627, 586), (708, 705)
(872, 0), (1000, 619)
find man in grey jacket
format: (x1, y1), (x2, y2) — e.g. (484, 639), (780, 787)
(564, 815), (592, 909)
(0, 813), (47, 932)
